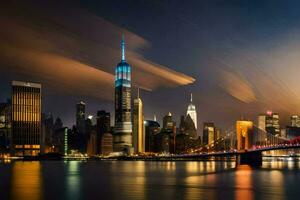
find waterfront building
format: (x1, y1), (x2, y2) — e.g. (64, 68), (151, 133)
(133, 91), (145, 153)
(162, 112), (176, 153)
(101, 133), (113, 155)
(0, 100), (11, 153)
(203, 122), (215, 145)
(144, 120), (160, 152)
(97, 110), (110, 134)
(42, 113), (54, 153)
(87, 129), (97, 156)
(113, 35), (132, 153)
(11, 81), (41, 156)
(51, 127), (68, 154)
(186, 93), (197, 130)
(236, 120), (253, 150)
(154, 131), (169, 154)
(76, 101), (86, 134)
(96, 110), (111, 154)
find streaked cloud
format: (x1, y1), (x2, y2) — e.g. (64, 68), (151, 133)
(0, 1), (195, 101)
(219, 68), (257, 104)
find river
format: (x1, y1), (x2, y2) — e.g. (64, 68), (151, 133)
(0, 158), (299, 200)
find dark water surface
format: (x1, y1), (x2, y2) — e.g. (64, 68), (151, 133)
(0, 159), (300, 200)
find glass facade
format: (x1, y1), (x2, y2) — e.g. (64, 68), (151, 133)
(113, 36), (133, 152)
(12, 81), (41, 156)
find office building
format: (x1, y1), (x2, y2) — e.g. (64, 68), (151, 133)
(163, 112), (175, 132)
(101, 133), (113, 155)
(0, 100), (11, 153)
(12, 81), (41, 156)
(144, 120), (160, 152)
(203, 122), (215, 145)
(162, 112), (176, 153)
(114, 35), (132, 152)
(179, 114), (197, 139)
(97, 110), (111, 154)
(76, 101), (86, 134)
(258, 111), (280, 136)
(133, 92), (145, 153)
(291, 115), (300, 127)
(87, 129), (97, 156)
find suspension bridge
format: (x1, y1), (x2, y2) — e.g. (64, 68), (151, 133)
(173, 122), (300, 166)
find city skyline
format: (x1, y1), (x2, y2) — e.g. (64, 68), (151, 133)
(2, 2), (300, 200)
(2, 1), (300, 131)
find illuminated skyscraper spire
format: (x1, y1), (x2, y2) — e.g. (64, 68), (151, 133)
(187, 93), (197, 130)
(114, 35), (132, 153)
(121, 34), (125, 61)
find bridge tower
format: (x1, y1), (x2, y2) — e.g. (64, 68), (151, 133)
(236, 120), (253, 150)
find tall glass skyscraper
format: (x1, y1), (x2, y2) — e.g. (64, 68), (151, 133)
(114, 35), (132, 152)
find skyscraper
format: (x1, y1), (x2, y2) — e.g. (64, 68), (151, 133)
(258, 114), (266, 131)
(12, 81), (41, 156)
(114, 35), (132, 152)
(162, 112), (176, 153)
(258, 111), (280, 136)
(291, 115), (300, 127)
(0, 100), (11, 153)
(186, 93), (197, 131)
(203, 122), (215, 145)
(97, 110), (110, 154)
(144, 120), (160, 152)
(76, 101), (85, 134)
(133, 91), (145, 153)
(163, 112), (175, 131)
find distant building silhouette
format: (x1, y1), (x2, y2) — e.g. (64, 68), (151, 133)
(97, 110), (110, 154)
(0, 99), (11, 154)
(76, 101), (86, 135)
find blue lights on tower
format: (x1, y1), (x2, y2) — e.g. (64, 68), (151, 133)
(115, 35), (131, 87)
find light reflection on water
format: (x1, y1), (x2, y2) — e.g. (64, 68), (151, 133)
(10, 162), (42, 200)
(0, 159), (299, 200)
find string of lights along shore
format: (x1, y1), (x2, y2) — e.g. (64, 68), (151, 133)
(1, 35), (300, 159)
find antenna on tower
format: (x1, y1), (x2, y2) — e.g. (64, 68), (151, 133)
(190, 93), (193, 102)
(137, 87), (140, 99)
(154, 114), (157, 122)
(121, 34), (125, 61)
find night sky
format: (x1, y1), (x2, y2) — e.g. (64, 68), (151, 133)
(1, 0), (300, 133)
